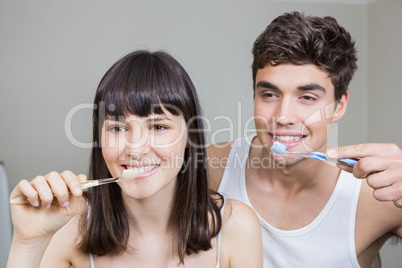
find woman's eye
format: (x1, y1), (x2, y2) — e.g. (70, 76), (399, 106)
(151, 125), (167, 131)
(109, 126), (126, 133)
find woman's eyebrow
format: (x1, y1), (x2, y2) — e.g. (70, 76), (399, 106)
(147, 115), (173, 122)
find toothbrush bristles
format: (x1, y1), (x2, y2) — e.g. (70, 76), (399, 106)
(122, 169), (138, 181)
(271, 141), (287, 154)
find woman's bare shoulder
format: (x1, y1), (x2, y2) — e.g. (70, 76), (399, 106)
(222, 199), (259, 228)
(220, 198), (263, 267)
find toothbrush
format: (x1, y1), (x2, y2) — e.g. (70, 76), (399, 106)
(9, 169), (138, 204)
(270, 141), (358, 166)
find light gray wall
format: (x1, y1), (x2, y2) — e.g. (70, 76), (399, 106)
(0, 0), (368, 190)
(368, 0), (402, 267)
(368, 0), (402, 147)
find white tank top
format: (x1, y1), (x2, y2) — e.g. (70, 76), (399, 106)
(218, 135), (380, 268)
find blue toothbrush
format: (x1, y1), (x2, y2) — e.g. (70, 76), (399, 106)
(270, 142), (357, 166)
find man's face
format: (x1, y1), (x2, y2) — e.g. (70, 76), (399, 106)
(254, 63), (348, 166)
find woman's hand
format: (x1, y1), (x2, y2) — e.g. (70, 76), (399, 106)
(9, 170), (86, 242)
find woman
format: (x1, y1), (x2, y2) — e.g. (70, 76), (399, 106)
(7, 50), (262, 267)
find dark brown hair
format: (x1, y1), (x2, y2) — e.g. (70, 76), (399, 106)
(78, 50), (222, 263)
(252, 11), (357, 101)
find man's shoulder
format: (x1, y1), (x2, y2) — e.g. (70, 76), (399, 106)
(206, 141), (234, 191)
(207, 141), (233, 158)
(207, 135), (255, 159)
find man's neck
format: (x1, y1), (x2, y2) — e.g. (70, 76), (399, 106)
(266, 160), (338, 193)
(249, 137), (340, 193)
(246, 137), (341, 229)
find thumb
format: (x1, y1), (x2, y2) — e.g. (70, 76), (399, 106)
(77, 174), (88, 182)
(63, 195), (86, 217)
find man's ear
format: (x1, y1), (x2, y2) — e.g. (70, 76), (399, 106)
(332, 91), (349, 123)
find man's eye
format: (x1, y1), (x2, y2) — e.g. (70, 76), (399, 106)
(109, 126), (126, 133)
(263, 93), (276, 98)
(301, 95), (316, 101)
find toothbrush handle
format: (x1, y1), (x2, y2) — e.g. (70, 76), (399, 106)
(307, 152), (357, 166)
(337, 158), (358, 166)
(9, 195), (31, 204)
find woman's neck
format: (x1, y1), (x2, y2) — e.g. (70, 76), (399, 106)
(122, 183), (176, 235)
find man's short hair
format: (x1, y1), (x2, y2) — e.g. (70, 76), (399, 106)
(252, 12), (357, 101)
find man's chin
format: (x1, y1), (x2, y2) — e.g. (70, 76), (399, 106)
(273, 154), (305, 168)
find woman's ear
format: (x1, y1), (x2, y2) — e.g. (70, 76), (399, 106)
(332, 91), (349, 123)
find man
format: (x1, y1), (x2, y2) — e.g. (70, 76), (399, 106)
(207, 12), (402, 267)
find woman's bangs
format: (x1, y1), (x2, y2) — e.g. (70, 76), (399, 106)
(103, 75), (187, 120)
(101, 86), (165, 120)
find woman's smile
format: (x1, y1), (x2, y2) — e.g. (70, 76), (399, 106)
(121, 164), (160, 180)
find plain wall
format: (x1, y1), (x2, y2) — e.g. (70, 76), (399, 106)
(368, 0), (402, 267)
(0, 0), (368, 190)
(368, 0), (402, 147)
(2, 0), (400, 266)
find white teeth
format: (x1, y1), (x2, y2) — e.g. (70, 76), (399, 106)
(126, 165), (157, 174)
(272, 135), (303, 143)
(144, 165), (153, 171)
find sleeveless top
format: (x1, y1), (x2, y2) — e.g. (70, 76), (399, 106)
(89, 201), (225, 268)
(218, 135), (380, 268)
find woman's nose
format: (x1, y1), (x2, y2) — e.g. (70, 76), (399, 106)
(125, 130), (152, 159)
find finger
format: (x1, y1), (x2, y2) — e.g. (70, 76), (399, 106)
(366, 170), (395, 189)
(60, 170), (84, 197)
(372, 182), (402, 204)
(393, 199), (402, 209)
(68, 195), (86, 215)
(352, 157), (389, 179)
(11, 180), (40, 207)
(327, 143), (401, 159)
(30, 176), (54, 208)
(336, 164), (354, 174)
(45, 171), (70, 208)
(77, 174), (88, 183)
(372, 186), (393, 202)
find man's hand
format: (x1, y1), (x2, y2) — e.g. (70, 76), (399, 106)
(327, 143), (402, 208)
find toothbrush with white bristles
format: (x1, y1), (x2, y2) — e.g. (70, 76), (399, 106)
(9, 169), (138, 204)
(270, 141), (358, 166)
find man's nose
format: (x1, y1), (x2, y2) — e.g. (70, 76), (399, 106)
(274, 98), (297, 125)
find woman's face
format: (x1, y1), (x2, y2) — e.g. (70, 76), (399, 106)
(101, 107), (188, 200)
